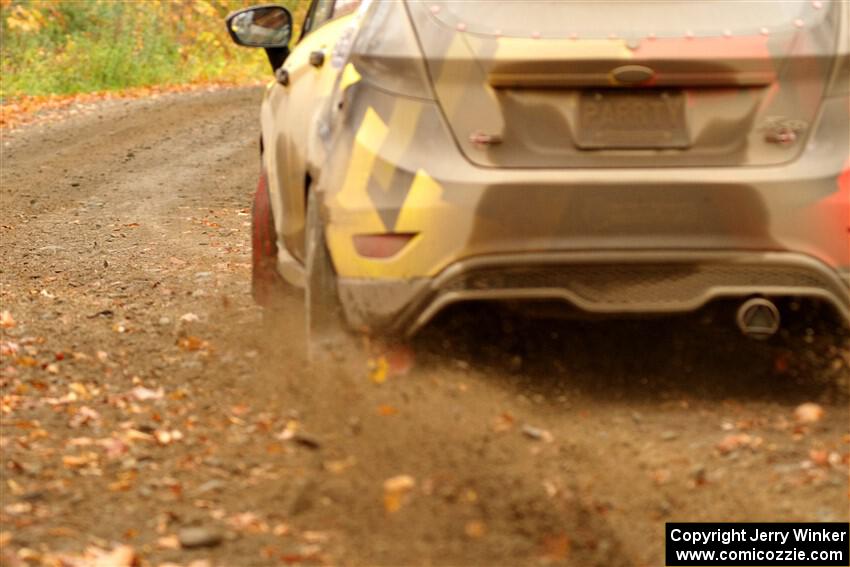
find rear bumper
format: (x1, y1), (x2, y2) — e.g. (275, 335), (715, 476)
(337, 251), (850, 336)
(320, 85), (849, 334)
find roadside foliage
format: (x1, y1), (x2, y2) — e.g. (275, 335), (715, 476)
(0, 0), (307, 126)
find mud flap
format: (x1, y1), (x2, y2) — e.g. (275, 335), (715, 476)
(251, 170), (286, 307)
(305, 189), (361, 363)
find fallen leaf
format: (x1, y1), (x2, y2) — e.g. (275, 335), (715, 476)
(177, 336), (208, 352)
(0, 341), (19, 357)
(377, 404), (398, 416)
(651, 468), (672, 485)
(124, 429), (155, 443)
(324, 456), (356, 474)
(154, 429), (183, 445)
(301, 531), (329, 543)
(230, 404), (250, 416)
(774, 352), (791, 373)
(16, 356), (38, 367)
(794, 403), (824, 424)
(4, 502), (31, 515)
(156, 534), (180, 549)
(491, 412), (515, 432)
(228, 512), (268, 533)
(108, 471), (136, 492)
(78, 545), (137, 567)
(369, 356), (389, 384)
(541, 533), (571, 561)
(383, 474), (416, 514)
(6, 479), (23, 496)
(0, 311), (16, 329)
(131, 386), (164, 402)
(99, 437), (129, 459)
(69, 382), (90, 398)
(465, 520), (486, 539)
(69, 405), (100, 428)
(62, 452), (98, 468)
(808, 449), (830, 467)
(716, 433), (762, 455)
(276, 419), (299, 441)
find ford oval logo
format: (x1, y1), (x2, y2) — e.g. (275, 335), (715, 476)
(611, 65), (654, 85)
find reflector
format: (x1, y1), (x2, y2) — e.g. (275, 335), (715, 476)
(353, 233), (417, 259)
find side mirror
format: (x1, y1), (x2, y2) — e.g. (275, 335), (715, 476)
(226, 5), (292, 49)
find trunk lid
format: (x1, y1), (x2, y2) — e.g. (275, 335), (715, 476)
(405, 0), (844, 168)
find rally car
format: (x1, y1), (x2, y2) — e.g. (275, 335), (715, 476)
(227, 0), (850, 355)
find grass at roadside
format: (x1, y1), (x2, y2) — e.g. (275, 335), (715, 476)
(1, 0), (306, 100)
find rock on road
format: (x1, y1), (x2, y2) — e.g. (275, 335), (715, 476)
(1, 87), (848, 566)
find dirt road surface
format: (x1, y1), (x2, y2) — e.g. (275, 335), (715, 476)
(1, 87), (848, 567)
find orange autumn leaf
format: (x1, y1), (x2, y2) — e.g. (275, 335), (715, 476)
(377, 404), (398, 416)
(177, 336), (208, 351)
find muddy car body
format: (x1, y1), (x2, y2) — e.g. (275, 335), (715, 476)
(228, 0), (850, 347)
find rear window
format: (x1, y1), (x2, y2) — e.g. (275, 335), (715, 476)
(425, 0), (829, 39)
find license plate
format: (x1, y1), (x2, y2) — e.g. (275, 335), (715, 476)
(576, 90), (690, 149)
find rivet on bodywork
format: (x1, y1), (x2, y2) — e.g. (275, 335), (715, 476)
(723, 29), (733, 38)
(685, 30), (694, 39)
(569, 32), (578, 40)
(794, 18), (805, 28)
(760, 27), (770, 36)
(646, 32), (657, 41)
(494, 29), (503, 37)
(531, 31), (541, 39)
(456, 22), (467, 32)
(812, 0), (823, 9)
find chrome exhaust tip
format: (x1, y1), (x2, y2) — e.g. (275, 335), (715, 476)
(736, 297), (780, 339)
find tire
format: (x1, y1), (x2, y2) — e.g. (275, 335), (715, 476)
(304, 189), (357, 362)
(251, 170), (287, 308)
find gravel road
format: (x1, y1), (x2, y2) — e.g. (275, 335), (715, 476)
(1, 86), (848, 567)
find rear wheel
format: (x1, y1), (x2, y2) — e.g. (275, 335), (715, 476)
(304, 189), (358, 362)
(251, 170), (287, 308)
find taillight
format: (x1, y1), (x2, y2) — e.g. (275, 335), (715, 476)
(336, 1), (434, 100)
